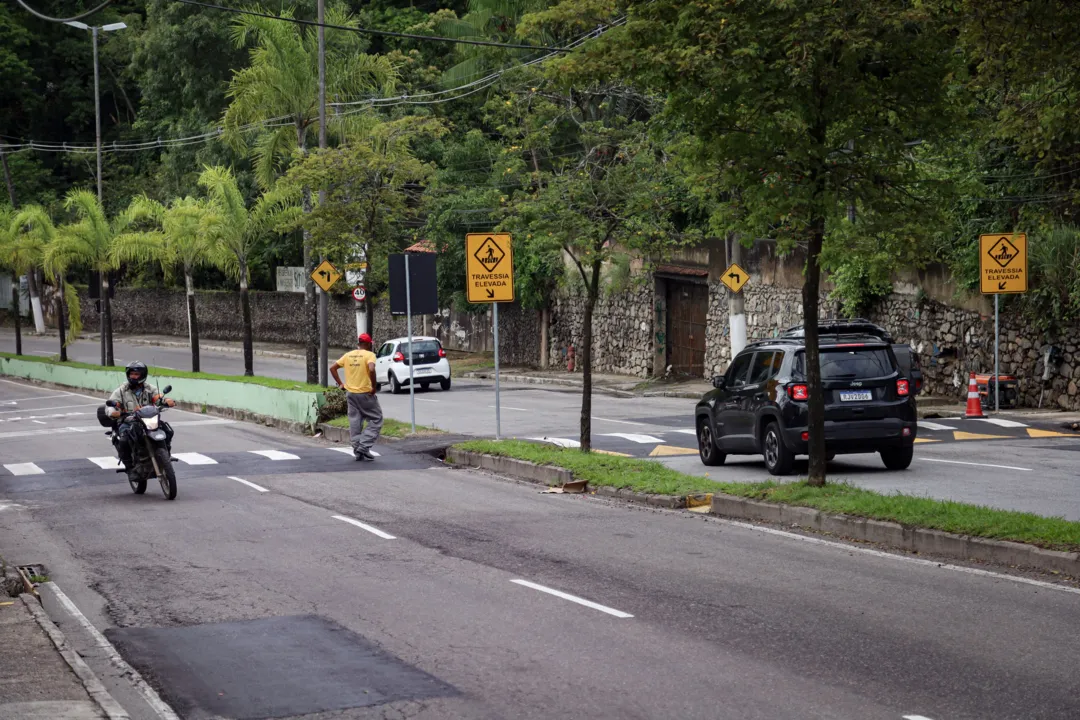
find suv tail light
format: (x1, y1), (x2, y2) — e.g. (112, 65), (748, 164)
(438, 348), (446, 358)
(392, 351), (404, 362)
(896, 379), (910, 397)
(787, 384), (809, 401)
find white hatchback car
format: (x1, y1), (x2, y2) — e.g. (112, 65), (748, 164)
(374, 336), (452, 393)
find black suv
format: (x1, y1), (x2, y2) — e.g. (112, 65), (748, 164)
(695, 332), (917, 475)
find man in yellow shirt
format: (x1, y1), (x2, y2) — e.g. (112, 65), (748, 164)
(330, 333), (383, 461)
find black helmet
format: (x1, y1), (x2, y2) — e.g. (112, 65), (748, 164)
(126, 361), (148, 388)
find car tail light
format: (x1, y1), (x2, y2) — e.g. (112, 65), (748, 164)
(438, 348), (446, 358)
(392, 351), (404, 362)
(897, 379), (910, 397)
(916, 379), (923, 393)
(787, 384), (809, 400)
(902, 427), (912, 437)
(800, 431), (809, 441)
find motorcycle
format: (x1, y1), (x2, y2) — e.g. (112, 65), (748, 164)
(97, 385), (177, 500)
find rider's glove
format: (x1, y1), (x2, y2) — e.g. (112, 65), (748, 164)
(164, 398), (176, 407)
(107, 407), (121, 418)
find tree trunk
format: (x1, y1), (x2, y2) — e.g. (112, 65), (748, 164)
(579, 260), (602, 452)
(804, 219), (827, 486)
(1, 148), (16, 208)
(28, 270), (45, 334)
(240, 268), (253, 377)
(11, 273), (22, 356)
(186, 270), (200, 373)
(540, 307), (550, 369)
(57, 282), (68, 362)
(99, 271), (107, 365)
(103, 273), (114, 366)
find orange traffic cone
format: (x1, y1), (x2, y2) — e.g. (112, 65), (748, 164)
(964, 372), (985, 418)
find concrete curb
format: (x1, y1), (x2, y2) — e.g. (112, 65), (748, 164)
(708, 494), (1080, 577)
(446, 449), (1080, 577)
(462, 372), (636, 398)
(20, 595), (130, 720)
(121, 337), (308, 361)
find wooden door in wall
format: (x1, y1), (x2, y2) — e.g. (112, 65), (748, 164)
(667, 281), (708, 376)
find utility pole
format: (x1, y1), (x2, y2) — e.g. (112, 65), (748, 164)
(317, 0), (329, 386)
(66, 20), (126, 366)
(727, 234), (746, 358)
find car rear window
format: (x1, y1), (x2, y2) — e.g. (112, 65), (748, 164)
(407, 341), (441, 354)
(796, 348), (895, 380)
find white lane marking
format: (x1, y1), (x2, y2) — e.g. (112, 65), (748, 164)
(918, 420), (958, 431)
(592, 416), (646, 426)
(173, 452), (218, 466)
(415, 398), (439, 403)
(88, 456), (120, 469)
(332, 514), (396, 539)
(228, 476), (268, 492)
(329, 447), (381, 457)
(673, 429), (698, 435)
(4, 462), (44, 476)
(510, 579), (633, 618)
(45, 582), (182, 720)
(0, 402), (100, 414)
(2, 393), (78, 403)
(528, 436), (581, 448)
(903, 716), (936, 720)
(489, 405), (529, 411)
(165, 418), (236, 427)
(712, 517), (1080, 596)
(919, 457), (1032, 472)
(248, 450), (301, 461)
(601, 432), (664, 444)
(31, 420), (45, 424)
(0, 418), (235, 441)
(977, 417), (1029, 428)
(29, 350), (56, 356)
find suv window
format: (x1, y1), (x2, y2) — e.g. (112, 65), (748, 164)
(748, 352), (775, 385)
(797, 347), (894, 380)
(726, 353), (754, 387)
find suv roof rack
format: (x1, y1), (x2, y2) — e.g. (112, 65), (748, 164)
(780, 319), (893, 343)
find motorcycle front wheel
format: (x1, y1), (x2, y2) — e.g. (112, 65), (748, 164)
(154, 447), (177, 500)
(128, 471), (147, 495)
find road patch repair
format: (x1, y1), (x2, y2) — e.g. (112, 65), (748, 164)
(105, 615), (457, 718)
(446, 441), (1080, 580)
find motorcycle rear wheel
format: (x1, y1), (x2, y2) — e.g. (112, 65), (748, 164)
(154, 447), (177, 500)
(128, 472), (147, 495)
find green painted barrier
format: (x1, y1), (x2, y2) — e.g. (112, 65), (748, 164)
(0, 357), (324, 429)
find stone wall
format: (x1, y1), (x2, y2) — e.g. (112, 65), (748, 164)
(548, 282), (654, 377)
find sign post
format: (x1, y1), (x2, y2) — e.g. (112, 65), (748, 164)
(466, 233), (515, 439)
(979, 233), (1028, 412)
(405, 253), (415, 434)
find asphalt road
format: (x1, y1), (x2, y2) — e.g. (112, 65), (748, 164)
(4, 330), (1080, 519)
(1, 378), (1078, 720)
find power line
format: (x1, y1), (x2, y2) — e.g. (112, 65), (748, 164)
(13, 0), (114, 23)
(170, 0), (574, 52)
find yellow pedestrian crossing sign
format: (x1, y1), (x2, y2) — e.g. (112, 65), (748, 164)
(466, 233), (515, 303)
(720, 263), (749, 293)
(980, 233), (1027, 294)
(311, 260), (342, 293)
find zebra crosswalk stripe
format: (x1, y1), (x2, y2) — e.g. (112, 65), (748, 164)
(88, 456), (121, 469)
(4, 462), (44, 476)
(248, 450), (301, 461)
(173, 452), (218, 465)
(976, 417), (1029, 428)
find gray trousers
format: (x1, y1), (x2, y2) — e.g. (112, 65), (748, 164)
(347, 392), (383, 453)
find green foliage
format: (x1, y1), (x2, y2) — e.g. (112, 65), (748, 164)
(1023, 225), (1080, 337)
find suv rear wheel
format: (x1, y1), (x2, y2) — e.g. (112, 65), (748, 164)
(762, 421), (794, 476)
(697, 417), (725, 467)
(879, 446), (913, 470)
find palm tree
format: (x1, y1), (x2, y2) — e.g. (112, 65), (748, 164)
(437, 0), (552, 87)
(11, 205), (76, 360)
(0, 208), (23, 355)
(223, 4), (396, 384)
(46, 190), (133, 366)
(113, 195), (215, 372)
(198, 166), (300, 376)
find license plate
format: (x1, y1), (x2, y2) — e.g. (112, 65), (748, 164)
(417, 368), (432, 374)
(840, 390), (873, 402)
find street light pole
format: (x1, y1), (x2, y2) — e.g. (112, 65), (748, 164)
(67, 20), (125, 366)
(317, 0), (329, 387)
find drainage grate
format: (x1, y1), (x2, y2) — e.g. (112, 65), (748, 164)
(16, 564), (46, 579)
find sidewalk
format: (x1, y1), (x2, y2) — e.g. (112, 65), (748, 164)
(0, 590), (126, 719)
(463, 368), (714, 399)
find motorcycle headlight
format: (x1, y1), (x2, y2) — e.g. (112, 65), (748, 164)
(142, 415), (160, 430)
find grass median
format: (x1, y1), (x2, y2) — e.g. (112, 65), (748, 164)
(455, 439), (1080, 552)
(326, 415), (444, 438)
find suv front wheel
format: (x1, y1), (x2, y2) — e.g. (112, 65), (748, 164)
(879, 446), (913, 470)
(762, 421), (794, 476)
(697, 417), (726, 467)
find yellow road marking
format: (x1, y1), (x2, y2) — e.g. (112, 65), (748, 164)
(593, 449), (632, 457)
(952, 431), (1010, 441)
(1026, 428), (1077, 438)
(649, 445), (699, 457)
(0, 601), (13, 606)
(914, 438), (940, 444)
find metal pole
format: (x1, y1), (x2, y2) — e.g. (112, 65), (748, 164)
(493, 302), (501, 440)
(405, 253), (415, 434)
(316, 0), (329, 387)
(91, 26), (107, 366)
(994, 293), (1000, 412)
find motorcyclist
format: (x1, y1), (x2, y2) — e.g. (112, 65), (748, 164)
(107, 361), (175, 468)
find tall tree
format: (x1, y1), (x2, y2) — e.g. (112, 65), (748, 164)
(538, 0), (964, 482)
(198, 166), (301, 376)
(45, 190), (134, 366)
(113, 195), (215, 372)
(222, 4), (396, 383)
(14, 205), (77, 359)
(0, 208), (22, 355)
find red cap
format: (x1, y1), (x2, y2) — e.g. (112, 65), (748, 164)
(358, 333), (372, 344)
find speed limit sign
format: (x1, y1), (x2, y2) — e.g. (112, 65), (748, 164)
(352, 285), (366, 302)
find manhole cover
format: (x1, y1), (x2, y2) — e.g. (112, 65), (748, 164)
(107, 615), (456, 719)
